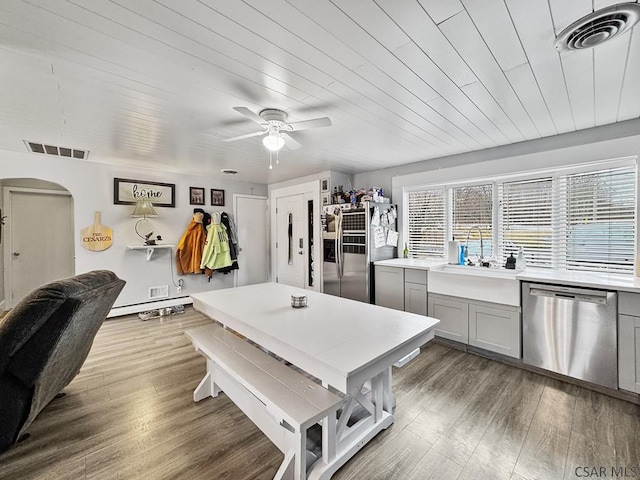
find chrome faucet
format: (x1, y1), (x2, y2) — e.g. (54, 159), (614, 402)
(465, 225), (484, 264)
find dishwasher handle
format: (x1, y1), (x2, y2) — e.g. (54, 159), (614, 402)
(528, 285), (610, 305)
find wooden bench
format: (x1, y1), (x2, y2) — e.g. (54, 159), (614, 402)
(185, 324), (343, 480)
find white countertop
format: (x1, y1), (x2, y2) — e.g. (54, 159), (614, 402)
(374, 258), (448, 270)
(374, 258), (640, 294)
(517, 268), (640, 293)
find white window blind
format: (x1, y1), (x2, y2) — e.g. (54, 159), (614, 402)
(452, 184), (492, 258)
(406, 189), (445, 257)
(405, 162), (636, 273)
(499, 178), (553, 268)
(561, 166), (636, 274)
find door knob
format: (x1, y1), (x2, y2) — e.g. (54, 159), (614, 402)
(13, 252), (20, 257)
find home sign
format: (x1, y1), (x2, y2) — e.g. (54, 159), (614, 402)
(113, 178), (176, 207)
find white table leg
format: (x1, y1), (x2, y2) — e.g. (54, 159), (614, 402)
(382, 367), (396, 413)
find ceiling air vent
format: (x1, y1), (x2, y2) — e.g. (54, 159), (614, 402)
(555, 3), (640, 51)
(221, 168), (238, 175)
(24, 140), (89, 160)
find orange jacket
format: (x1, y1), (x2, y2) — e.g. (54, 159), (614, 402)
(176, 218), (206, 275)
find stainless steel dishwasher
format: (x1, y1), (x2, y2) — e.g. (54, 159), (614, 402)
(522, 282), (618, 389)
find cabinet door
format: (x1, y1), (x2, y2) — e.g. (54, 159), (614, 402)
(404, 282), (427, 316)
(619, 314), (640, 393)
(469, 303), (521, 358)
(374, 266), (404, 310)
(428, 295), (469, 343)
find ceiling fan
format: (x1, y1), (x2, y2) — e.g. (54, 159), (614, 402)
(223, 107), (332, 152)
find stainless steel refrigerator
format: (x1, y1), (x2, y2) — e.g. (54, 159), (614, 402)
(322, 202), (397, 303)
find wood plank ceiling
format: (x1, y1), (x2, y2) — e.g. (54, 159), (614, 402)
(0, 0), (639, 184)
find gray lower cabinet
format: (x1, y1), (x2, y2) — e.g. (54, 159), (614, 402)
(619, 315), (640, 393)
(405, 282), (427, 315)
(374, 265), (404, 310)
(469, 303), (520, 358)
(428, 292), (521, 358)
(404, 268), (428, 316)
(428, 294), (469, 344)
(619, 292), (640, 393)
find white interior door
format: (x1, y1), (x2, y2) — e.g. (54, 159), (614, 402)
(5, 188), (74, 307)
(234, 194), (268, 286)
(276, 194), (305, 288)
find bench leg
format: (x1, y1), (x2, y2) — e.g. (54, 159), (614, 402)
(274, 449), (295, 480)
(193, 359), (221, 402)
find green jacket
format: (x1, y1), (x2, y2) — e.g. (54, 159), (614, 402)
(200, 222), (232, 270)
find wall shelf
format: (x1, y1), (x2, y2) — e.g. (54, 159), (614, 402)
(127, 244), (174, 261)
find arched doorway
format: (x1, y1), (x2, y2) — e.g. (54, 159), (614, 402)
(1, 178), (75, 310)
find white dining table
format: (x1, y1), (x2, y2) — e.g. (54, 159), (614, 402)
(190, 282), (439, 480)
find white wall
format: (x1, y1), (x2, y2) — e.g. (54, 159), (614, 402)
(353, 118), (640, 204)
(0, 150), (267, 307)
(387, 121), (640, 251)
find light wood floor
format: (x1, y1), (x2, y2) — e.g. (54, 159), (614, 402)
(1, 307), (638, 480)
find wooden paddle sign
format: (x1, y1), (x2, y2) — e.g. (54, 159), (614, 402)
(81, 211), (113, 251)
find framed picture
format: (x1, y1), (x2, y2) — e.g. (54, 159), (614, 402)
(322, 193), (330, 206)
(189, 187), (205, 205)
(114, 178), (175, 207)
(211, 188), (225, 206)
(321, 178), (330, 193)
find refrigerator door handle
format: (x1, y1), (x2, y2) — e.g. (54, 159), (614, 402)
(334, 232), (341, 278)
(337, 212), (344, 278)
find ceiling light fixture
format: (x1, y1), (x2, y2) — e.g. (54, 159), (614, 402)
(262, 132), (285, 151)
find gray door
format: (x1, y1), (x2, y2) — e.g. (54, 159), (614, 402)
(235, 195), (268, 286)
(7, 189), (74, 307)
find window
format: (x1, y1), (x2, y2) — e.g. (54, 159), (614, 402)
(499, 178), (553, 268)
(406, 189), (445, 257)
(405, 162), (636, 274)
(562, 166), (636, 274)
(452, 184), (492, 258)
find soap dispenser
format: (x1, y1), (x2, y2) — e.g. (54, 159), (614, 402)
(505, 253), (516, 269)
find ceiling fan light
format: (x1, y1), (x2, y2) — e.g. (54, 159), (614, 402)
(262, 133), (285, 151)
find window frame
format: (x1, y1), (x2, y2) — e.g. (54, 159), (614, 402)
(402, 157), (638, 274)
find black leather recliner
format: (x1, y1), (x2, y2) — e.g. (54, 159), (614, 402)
(0, 270), (125, 454)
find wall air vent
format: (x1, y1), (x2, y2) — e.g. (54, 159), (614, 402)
(555, 3), (640, 52)
(24, 140), (89, 160)
(148, 285), (169, 300)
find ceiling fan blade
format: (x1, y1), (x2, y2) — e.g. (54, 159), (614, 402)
(222, 130), (267, 142)
(232, 106), (265, 125)
(286, 117), (332, 131)
(281, 132), (302, 150)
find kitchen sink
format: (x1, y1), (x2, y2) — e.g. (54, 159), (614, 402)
(432, 264), (523, 278)
(429, 264), (521, 306)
